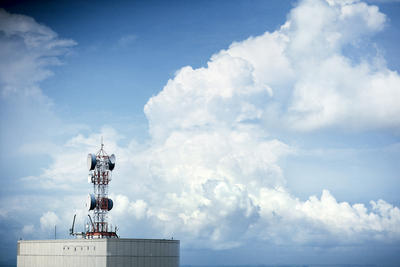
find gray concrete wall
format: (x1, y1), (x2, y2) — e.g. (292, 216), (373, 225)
(17, 238), (179, 267)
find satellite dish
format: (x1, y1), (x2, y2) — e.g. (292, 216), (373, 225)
(107, 198), (113, 211)
(87, 154), (96, 170)
(86, 194), (96, 211)
(108, 154), (116, 171)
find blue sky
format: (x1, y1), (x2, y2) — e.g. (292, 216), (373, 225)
(1, 0), (400, 265)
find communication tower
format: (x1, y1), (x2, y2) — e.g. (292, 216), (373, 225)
(70, 139), (118, 238)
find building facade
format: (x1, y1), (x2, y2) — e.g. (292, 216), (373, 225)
(17, 238), (180, 267)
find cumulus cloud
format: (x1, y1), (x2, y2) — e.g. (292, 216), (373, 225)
(138, 0), (400, 248)
(34, 128), (400, 248)
(253, 188), (400, 245)
(146, 0), (399, 133)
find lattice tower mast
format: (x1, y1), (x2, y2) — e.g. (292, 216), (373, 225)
(86, 140), (117, 238)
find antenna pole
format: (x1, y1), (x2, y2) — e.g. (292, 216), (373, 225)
(70, 214), (76, 235)
(88, 215), (95, 231)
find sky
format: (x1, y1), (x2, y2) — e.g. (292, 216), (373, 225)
(0, 0), (400, 265)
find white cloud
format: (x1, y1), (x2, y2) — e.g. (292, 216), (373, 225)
(144, 55), (270, 141)
(366, 0), (400, 3)
(0, 8), (76, 96)
(283, 0), (399, 130)
(22, 224), (34, 234)
(18, 126), (124, 190)
(129, 199), (148, 220)
(0, 9), (78, 158)
(188, 0), (398, 132)
(30, 125), (399, 249)
(138, 0), (400, 248)
(40, 211), (60, 230)
(298, 190), (400, 241)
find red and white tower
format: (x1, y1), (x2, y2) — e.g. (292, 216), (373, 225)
(85, 140), (118, 238)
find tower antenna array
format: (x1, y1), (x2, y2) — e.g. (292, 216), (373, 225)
(71, 140), (118, 238)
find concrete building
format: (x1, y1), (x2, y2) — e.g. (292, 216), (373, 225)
(17, 238), (180, 267)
